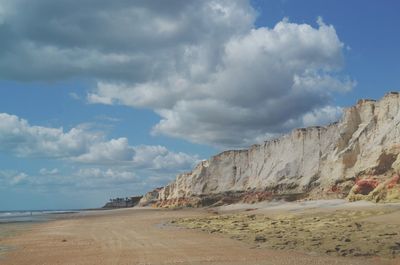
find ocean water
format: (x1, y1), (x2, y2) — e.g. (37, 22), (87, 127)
(0, 210), (79, 223)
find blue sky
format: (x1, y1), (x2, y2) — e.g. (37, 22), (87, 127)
(0, 0), (398, 210)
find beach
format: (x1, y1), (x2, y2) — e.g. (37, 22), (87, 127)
(1, 201), (400, 265)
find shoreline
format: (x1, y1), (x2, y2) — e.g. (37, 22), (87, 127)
(0, 221), (35, 259)
(0, 209), (85, 224)
(0, 209), (93, 258)
(1, 201), (400, 264)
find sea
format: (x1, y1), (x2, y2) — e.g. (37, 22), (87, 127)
(0, 210), (80, 223)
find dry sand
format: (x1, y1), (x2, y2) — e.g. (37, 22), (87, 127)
(1, 201), (400, 265)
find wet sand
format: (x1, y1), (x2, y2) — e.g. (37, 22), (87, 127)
(1, 202), (400, 265)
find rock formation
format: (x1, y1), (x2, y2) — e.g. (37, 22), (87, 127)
(140, 92), (400, 207)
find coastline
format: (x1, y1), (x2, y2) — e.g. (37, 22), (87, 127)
(1, 201), (400, 264)
(0, 209), (86, 224)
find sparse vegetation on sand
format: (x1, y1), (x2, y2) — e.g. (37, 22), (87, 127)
(173, 209), (400, 258)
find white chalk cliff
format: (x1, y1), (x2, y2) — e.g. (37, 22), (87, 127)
(141, 92), (400, 207)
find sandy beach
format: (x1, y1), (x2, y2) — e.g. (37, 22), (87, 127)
(1, 201), (400, 265)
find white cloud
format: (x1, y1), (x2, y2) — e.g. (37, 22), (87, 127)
(10, 172), (28, 185)
(0, 170), (28, 186)
(87, 92), (114, 105)
(94, 115), (121, 123)
(73, 138), (135, 163)
(0, 113), (102, 158)
(132, 145), (199, 171)
(88, 18), (354, 148)
(302, 106), (343, 127)
(0, 113), (199, 171)
(74, 168), (138, 187)
(69, 167), (177, 191)
(73, 138), (199, 171)
(1, 168), (139, 190)
(39, 168), (59, 175)
(69, 92), (80, 100)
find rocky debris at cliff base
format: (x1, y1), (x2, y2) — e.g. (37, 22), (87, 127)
(143, 173), (400, 208)
(172, 209), (400, 258)
(347, 174), (400, 203)
(146, 191), (310, 208)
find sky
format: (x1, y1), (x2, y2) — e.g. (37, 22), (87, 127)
(0, 0), (398, 210)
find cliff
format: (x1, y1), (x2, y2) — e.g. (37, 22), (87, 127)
(140, 92), (400, 207)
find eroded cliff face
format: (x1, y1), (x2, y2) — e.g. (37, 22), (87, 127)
(140, 92), (400, 207)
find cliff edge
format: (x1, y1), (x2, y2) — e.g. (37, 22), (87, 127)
(140, 92), (400, 207)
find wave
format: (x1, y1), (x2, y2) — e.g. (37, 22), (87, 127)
(0, 210), (79, 223)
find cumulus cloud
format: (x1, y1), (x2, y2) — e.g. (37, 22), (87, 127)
(85, 9), (355, 148)
(0, 0), (354, 148)
(0, 170), (28, 186)
(0, 168), (140, 191)
(39, 168), (59, 175)
(0, 113), (102, 158)
(9, 172), (28, 185)
(69, 167), (175, 191)
(73, 138), (198, 171)
(132, 145), (200, 171)
(0, 113), (199, 192)
(147, 19), (354, 147)
(301, 106), (343, 127)
(0, 113), (199, 171)
(74, 168), (138, 187)
(73, 138), (135, 163)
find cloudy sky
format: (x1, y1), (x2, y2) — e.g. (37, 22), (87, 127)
(0, 0), (399, 210)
